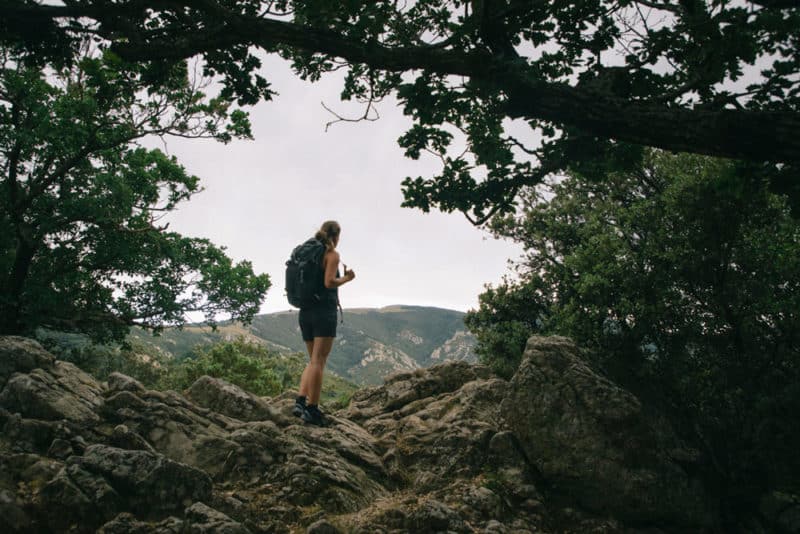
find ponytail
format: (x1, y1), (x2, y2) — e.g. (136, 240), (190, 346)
(315, 220), (341, 252)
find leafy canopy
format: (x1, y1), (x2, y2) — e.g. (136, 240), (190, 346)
(466, 150), (800, 497)
(0, 0), (797, 222)
(0, 46), (269, 342)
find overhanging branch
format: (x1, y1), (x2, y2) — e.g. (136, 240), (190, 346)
(2, 1), (799, 164)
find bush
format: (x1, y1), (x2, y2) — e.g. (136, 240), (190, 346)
(162, 338), (282, 396)
(42, 333), (359, 408)
(468, 151), (800, 509)
(42, 335), (168, 389)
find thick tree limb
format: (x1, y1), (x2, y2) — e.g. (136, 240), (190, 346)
(2, 1), (799, 163)
(112, 14), (800, 163)
(748, 0), (799, 9)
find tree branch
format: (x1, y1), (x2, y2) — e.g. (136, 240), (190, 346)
(747, 0), (799, 8)
(4, 2), (799, 163)
(632, 0), (681, 14)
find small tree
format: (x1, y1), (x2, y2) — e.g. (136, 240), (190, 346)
(467, 151), (800, 507)
(0, 47), (269, 342)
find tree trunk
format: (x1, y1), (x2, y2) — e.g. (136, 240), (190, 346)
(0, 227), (37, 335)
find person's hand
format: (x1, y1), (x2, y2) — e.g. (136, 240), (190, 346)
(343, 264), (356, 281)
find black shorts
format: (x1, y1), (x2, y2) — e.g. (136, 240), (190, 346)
(298, 306), (338, 341)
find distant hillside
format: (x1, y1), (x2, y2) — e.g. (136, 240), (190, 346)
(131, 305), (477, 385)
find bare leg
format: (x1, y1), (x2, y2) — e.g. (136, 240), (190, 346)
(298, 340), (314, 397)
(306, 337), (334, 405)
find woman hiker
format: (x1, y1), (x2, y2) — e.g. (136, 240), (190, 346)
(293, 220), (356, 426)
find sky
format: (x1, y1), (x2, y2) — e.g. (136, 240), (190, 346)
(147, 55), (523, 315)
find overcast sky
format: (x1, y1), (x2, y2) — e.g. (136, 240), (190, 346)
(147, 56), (523, 315)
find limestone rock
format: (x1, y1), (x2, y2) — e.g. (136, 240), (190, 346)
(306, 518), (341, 534)
(406, 499), (464, 533)
(47, 437), (74, 459)
(343, 360), (493, 422)
(39, 444), (213, 531)
(2, 412), (67, 454)
(39, 462), (122, 531)
(110, 424), (157, 453)
(0, 361), (104, 424)
(0, 452), (63, 490)
(98, 512), (185, 533)
(373, 377), (507, 489)
(0, 336), (54, 389)
(503, 336), (713, 527)
(483, 519), (509, 533)
(107, 372), (146, 395)
(460, 486), (504, 519)
(0, 335), (767, 532)
(272, 417), (390, 513)
(77, 444), (213, 513)
(100, 386), (249, 480)
(184, 501), (252, 533)
(185, 375), (279, 422)
(101, 379), (390, 513)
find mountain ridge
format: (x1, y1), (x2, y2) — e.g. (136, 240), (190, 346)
(131, 305), (477, 385)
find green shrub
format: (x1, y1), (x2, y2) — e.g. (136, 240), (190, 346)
(468, 151), (800, 506)
(42, 336), (168, 389)
(162, 338), (282, 396)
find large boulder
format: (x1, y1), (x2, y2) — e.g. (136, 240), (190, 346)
(332, 360), (545, 533)
(343, 360), (494, 422)
(264, 416), (390, 514)
(0, 360), (104, 424)
(77, 444), (212, 510)
(101, 380), (391, 514)
(185, 375), (279, 422)
(343, 361), (508, 486)
(0, 336), (54, 389)
(100, 386), (262, 480)
(365, 376), (507, 489)
(39, 444), (212, 531)
(98, 513), (185, 534)
(183, 501), (252, 533)
(503, 336), (713, 527)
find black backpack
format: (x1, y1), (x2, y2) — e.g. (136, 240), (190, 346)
(285, 238), (326, 308)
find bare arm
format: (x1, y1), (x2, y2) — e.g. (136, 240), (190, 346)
(323, 250), (355, 288)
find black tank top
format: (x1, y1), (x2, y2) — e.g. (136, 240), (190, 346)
(316, 246), (339, 308)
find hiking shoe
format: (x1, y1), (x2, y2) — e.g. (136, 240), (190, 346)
(292, 397), (306, 418)
(301, 405), (327, 427)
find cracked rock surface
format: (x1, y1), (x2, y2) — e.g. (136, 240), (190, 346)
(0, 334), (767, 533)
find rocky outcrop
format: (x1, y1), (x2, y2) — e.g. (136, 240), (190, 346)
(39, 444), (213, 531)
(0, 360), (104, 424)
(503, 337), (714, 526)
(0, 334), (738, 533)
(428, 330), (477, 363)
(0, 336), (55, 388)
(185, 375), (278, 422)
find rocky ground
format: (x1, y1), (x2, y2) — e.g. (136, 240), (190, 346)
(0, 335), (796, 533)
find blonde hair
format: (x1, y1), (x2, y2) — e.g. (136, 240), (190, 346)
(315, 220), (341, 252)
